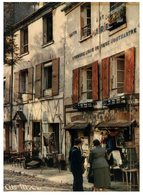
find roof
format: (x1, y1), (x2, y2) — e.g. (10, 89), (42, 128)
(13, 111), (27, 122)
(96, 120), (136, 130)
(65, 123), (90, 130)
(61, 3), (78, 12)
(13, 2), (61, 32)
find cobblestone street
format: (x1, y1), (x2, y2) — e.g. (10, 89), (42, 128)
(4, 170), (72, 191)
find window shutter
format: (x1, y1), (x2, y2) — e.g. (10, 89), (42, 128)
(52, 58), (59, 96)
(35, 64), (42, 98)
(5, 76), (11, 104)
(102, 57), (110, 99)
(28, 67), (33, 100)
(124, 47), (135, 94)
(72, 68), (79, 104)
(14, 72), (20, 101)
(92, 61), (99, 101)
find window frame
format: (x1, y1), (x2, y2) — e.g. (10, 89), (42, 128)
(80, 66), (92, 101)
(43, 62), (53, 91)
(20, 69), (28, 94)
(80, 3), (91, 39)
(111, 53), (125, 95)
(20, 26), (28, 55)
(43, 12), (53, 45)
(108, 2), (126, 32)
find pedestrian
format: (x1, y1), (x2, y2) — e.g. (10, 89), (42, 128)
(88, 139), (111, 191)
(70, 138), (84, 191)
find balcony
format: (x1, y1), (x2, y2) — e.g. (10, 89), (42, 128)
(81, 24), (91, 38)
(73, 101), (95, 111)
(102, 96), (127, 108)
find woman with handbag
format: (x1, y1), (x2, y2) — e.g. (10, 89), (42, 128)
(88, 139), (111, 191)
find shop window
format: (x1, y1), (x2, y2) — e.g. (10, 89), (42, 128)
(20, 27), (28, 54)
(80, 3), (91, 39)
(43, 12), (53, 44)
(32, 122), (41, 156)
(80, 66), (92, 100)
(33, 122), (40, 137)
(108, 2), (126, 31)
(20, 69), (28, 93)
(111, 54), (125, 95)
(48, 123), (59, 153)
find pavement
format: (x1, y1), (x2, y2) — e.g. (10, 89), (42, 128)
(3, 163), (139, 191)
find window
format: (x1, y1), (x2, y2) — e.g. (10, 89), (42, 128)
(80, 66), (92, 100)
(20, 27), (28, 54)
(33, 122), (40, 137)
(43, 12), (53, 44)
(20, 69), (28, 93)
(35, 58), (59, 98)
(108, 2), (126, 31)
(111, 54), (125, 94)
(80, 3), (91, 39)
(72, 62), (98, 104)
(43, 63), (52, 90)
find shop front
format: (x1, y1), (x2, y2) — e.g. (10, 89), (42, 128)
(95, 119), (139, 183)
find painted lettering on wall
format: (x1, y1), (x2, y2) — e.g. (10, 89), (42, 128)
(72, 28), (137, 60)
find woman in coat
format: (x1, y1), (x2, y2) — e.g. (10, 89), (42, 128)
(88, 139), (111, 191)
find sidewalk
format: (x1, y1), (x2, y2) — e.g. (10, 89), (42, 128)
(4, 164), (138, 191)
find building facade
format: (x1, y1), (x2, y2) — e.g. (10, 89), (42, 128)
(4, 3), (66, 164)
(63, 2), (139, 166)
(4, 2), (139, 172)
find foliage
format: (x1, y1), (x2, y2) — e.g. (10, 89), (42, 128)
(4, 34), (21, 65)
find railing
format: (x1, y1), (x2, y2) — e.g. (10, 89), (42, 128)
(81, 24), (91, 38)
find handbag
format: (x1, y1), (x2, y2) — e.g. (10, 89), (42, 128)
(87, 166), (94, 183)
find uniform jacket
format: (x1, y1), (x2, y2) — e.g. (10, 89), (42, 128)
(70, 146), (83, 174)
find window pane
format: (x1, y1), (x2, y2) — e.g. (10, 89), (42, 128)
(117, 71), (124, 82)
(87, 91), (92, 99)
(44, 65), (52, 89)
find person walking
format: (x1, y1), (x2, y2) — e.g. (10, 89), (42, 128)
(70, 138), (84, 191)
(88, 139), (111, 191)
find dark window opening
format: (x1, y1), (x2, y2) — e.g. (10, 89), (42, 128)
(33, 122), (40, 137)
(44, 65), (52, 89)
(43, 12), (53, 44)
(20, 27), (28, 54)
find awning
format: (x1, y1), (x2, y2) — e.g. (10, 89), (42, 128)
(65, 123), (90, 131)
(96, 120), (136, 130)
(13, 111), (27, 122)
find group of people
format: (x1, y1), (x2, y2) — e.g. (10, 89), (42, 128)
(69, 137), (111, 191)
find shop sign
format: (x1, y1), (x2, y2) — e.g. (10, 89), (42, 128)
(72, 27), (137, 60)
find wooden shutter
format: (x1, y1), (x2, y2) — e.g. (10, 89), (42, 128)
(92, 61), (99, 101)
(35, 64), (42, 98)
(72, 68), (79, 104)
(5, 76), (11, 104)
(52, 58), (59, 96)
(102, 57), (110, 99)
(28, 67), (33, 100)
(124, 47), (135, 94)
(14, 72), (20, 101)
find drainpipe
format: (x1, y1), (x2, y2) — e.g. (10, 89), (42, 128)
(63, 18), (67, 162)
(10, 32), (14, 150)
